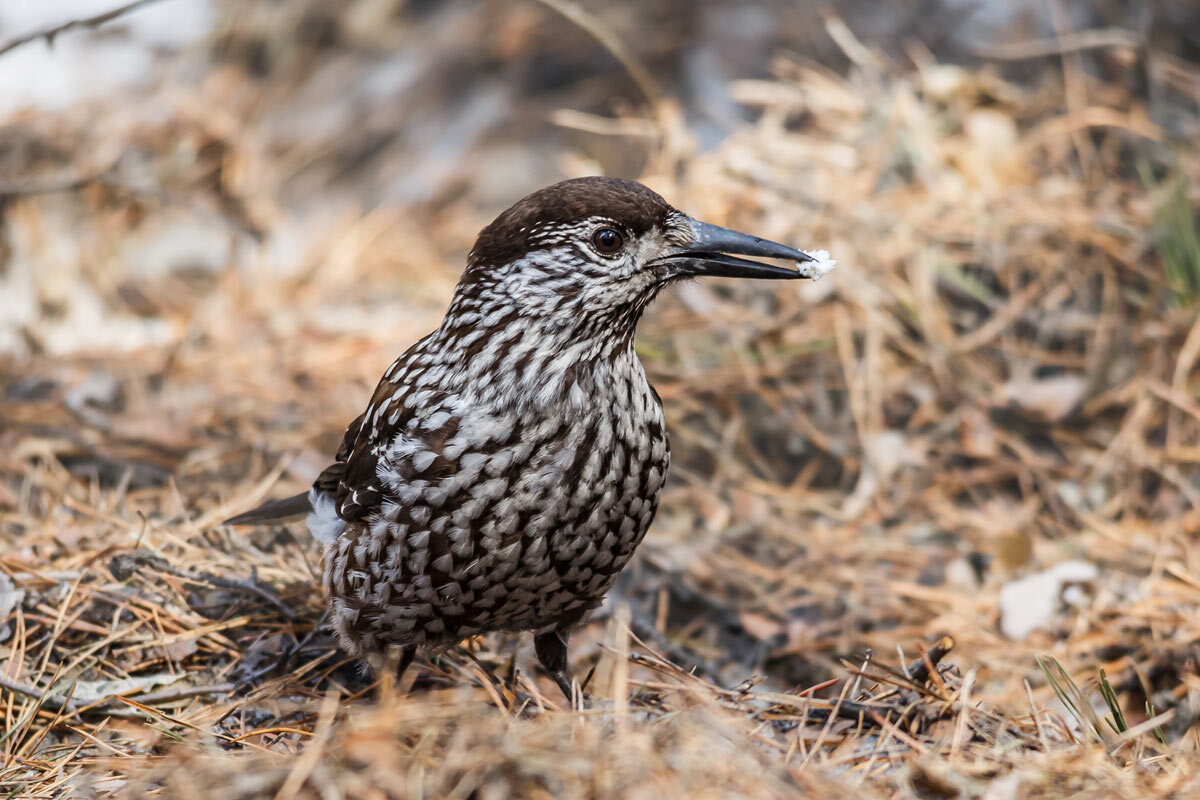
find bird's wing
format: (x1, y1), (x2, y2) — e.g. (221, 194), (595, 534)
(330, 363), (454, 523)
(224, 343), (452, 529)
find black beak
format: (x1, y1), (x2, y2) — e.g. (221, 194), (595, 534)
(661, 219), (815, 280)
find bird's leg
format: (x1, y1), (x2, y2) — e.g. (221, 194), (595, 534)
(534, 629), (576, 706)
(395, 645), (417, 685)
(371, 646), (419, 697)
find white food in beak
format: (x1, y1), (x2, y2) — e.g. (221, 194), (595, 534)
(797, 249), (837, 280)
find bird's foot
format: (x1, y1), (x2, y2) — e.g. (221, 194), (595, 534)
(550, 670), (590, 710)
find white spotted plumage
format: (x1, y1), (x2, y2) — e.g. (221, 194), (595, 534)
(317, 309), (669, 658)
(226, 177), (820, 694)
(311, 187), (685, 662)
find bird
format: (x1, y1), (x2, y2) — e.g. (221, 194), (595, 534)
(225, 176), (828, 702)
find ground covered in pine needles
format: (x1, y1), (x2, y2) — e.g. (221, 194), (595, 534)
(2, 2), (1200, 797)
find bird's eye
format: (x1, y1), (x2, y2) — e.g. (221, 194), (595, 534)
(590, 227), (625, 255)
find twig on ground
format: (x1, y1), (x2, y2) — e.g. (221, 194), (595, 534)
(0, 0), (175, 59)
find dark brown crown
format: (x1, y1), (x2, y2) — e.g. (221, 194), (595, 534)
(467, 177), (675, 268)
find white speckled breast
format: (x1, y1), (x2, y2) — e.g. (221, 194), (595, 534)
(316, 339), (669, 659)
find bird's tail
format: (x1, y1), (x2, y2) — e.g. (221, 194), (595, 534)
(223, 491), (312, 525)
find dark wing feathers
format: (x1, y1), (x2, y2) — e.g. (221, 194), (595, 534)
(224, 353), (418, 527)
(333, 372), (429, 522)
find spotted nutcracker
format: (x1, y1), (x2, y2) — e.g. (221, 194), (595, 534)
(225, 177), (835, 701)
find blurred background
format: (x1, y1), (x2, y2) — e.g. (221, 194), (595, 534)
(2, 0), (1200, 791)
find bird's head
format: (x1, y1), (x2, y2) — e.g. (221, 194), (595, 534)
(450, 176), (817, 345)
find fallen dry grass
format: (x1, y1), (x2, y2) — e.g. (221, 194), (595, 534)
(2, 3), (1200, 797)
